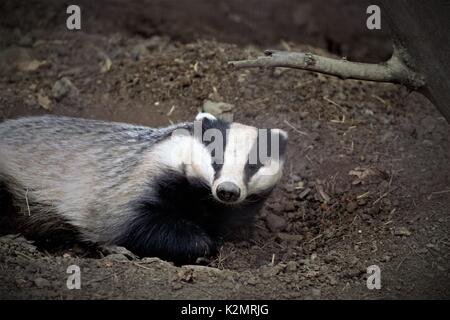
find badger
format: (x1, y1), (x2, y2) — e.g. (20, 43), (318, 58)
(0, 113), (287, 264)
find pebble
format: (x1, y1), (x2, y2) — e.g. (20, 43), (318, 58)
(202, 100), (234, 121)
(346, 201), (358, 213)
(52, 77), (78, 100)
(420, 116), (437, 133)
(34, 277), (51, 288)
(104, 253), (129, 262)
(311, 288), (321, 298)
(328, 275), (338, 285)
(298, 187), (311, 199)
(286, 261), (298, 272)
(394, 227), (412, 237)
(283, 202), (296, 212)
(265, 213), (287, 233)
(367, 206), (380, 216)
(276, 233), (303, 243)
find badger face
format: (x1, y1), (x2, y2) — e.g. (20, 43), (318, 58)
(192, 113), (288, 205)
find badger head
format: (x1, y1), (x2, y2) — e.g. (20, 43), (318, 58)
(179, 112), (288, 205)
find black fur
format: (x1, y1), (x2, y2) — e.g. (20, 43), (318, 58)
(198, 118), (230, 177)
(0, 181), (16, 235)
(114, 169), (270, 265)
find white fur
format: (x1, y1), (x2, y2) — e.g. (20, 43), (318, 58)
(145, 129), (215, 186)
(195, 112), (217, 121)
(212, 123), (257, 203)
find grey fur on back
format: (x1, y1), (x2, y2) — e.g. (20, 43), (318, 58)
(0, 116), (193, 243)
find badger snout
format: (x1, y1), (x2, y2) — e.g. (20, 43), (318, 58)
(216, 181), (241, 203)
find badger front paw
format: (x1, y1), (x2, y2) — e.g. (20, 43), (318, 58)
(116, 217), (215, 265)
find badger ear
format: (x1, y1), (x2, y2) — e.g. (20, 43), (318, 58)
(195, 112), (217, 121)
(274, 129), (288, 140)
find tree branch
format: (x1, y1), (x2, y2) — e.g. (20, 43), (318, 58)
(229, 47), (425, 90)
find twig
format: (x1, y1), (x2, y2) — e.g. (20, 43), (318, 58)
(323, 96), (345, 112)
(229, 47), (425, 90)
(372, 186), (398, 206)
(396, 256), (407, 270)
(25, 188), (31, 216)
(166, 105), (175, 117)
(307, 234), (323, 243)
(283, 120), (308, 136)
(133, 262), (154, 270)
(427, 189), (450, 200)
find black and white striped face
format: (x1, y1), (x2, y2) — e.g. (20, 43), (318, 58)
(193, 113), (288, 205)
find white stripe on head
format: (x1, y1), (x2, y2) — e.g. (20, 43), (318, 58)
(195, 112), (217, 121)
(212, 123), (257, 202)
(248, 158), (284, 195)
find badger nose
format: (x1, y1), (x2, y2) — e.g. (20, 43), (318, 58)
(216, 182), (241, 202)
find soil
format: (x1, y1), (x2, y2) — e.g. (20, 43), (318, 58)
(0, 0), (449, 299)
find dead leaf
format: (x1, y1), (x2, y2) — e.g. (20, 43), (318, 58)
(349, 167), (378, 180)
(176, 269), (194, 283)
(17, 60), (47, 72)
(99, 57), (112, 73)
(37, 93), (52, 110)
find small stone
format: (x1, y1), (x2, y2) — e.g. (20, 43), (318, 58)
(34, 277), (50, 288)
(357, 198), (367, 206)
(52, 77), (78, 100)
(298, 259), (310, 265)
(298, 187), (311, 199)
(328, 275), (338, 285)
(103, 245), (137, 260)
(141, 257), (165, 264)
(265, 213), (287, 233)
(421, 116), (437, 133)
(311, 288), (321, 297)
(202, 100), (234, 121)
(394, 227), (412, 237)
(283, 202), (296, 212)
(104, 253), (129, 262)
(16, 59), (47, 72)
(37, 93), (52, 110)
(286, 261), (298, 272)
(276, 233), (303, 244)
(261, 264), (286, 278)
(176, 269), (194, 283)
(346, 201), (358, 213)
(367, 206), (380, 216)
(269, 202), (283, 213)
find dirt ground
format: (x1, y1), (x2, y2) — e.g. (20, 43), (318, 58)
(0, 0), (449, 299)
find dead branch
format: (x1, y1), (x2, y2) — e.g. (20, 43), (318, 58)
(229, 47), (425, 90)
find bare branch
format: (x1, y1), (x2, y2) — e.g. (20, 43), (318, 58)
(229, 48), (425, 89)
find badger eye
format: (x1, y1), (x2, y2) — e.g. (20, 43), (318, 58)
(212, 161), (223, 172)
(246, 161), (262, 176)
